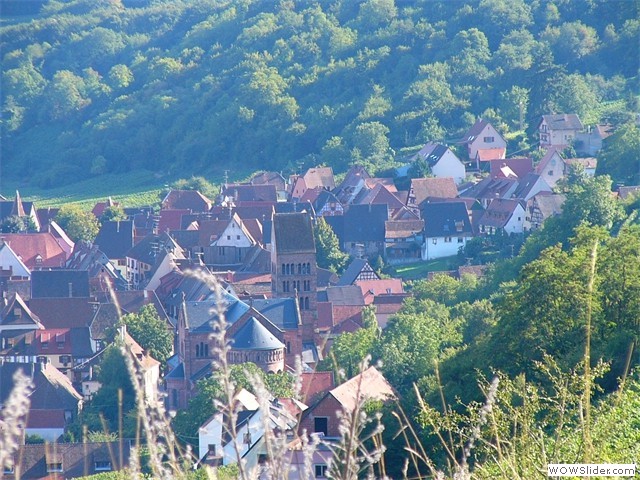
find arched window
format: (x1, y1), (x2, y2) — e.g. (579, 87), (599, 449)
(282, 263), (285, 274)
(304, 297), (310, 310)
(307, 263), (311, 273)
(204, 344), (209, 357)
(195, 344), (200, 357)
(297, 263), (302, 274)
(285, 264), (290, 275)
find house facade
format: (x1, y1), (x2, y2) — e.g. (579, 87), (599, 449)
(461, 119), (507, 161)
(538, 114), (584, 149)
(421, 202), (473, 261)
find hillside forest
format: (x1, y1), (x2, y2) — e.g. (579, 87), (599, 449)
(1, 0), (639, 189)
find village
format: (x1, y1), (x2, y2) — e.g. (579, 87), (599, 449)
(0, 114), (637, 478)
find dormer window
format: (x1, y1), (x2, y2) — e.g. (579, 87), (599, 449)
(13, 308), (21, 317)
(35, 254), (43, 265)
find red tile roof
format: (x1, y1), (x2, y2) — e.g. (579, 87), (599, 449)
(0, 233), (68, 269)
(299, 371), (334, 404)
(356, 279), (404, 305)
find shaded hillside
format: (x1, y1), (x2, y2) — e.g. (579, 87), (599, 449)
(1, 0), (638, 188)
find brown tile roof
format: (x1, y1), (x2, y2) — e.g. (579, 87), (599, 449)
(162, 190), (212, 212)
(476, 147), (506, 162)
(303, 167), (335, 190)
(330, 366), (395, 412)
(28, 298), (96, 329)
(299, 371), (334, 405)
(384, 219), (424, 239)
(364, 177), (397, 192)
(540, 113), (584, 131)
(410, 178), (459, 205)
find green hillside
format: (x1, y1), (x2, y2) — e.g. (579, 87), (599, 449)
(1, 0), (638, 190)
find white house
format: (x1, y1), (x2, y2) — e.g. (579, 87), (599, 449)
(412, 143), (466, 184)
(478, 199), (526, 235)
(198, 390), (300, 469)
(461, 118), (507, 161)
(535, 148), (567, 189)
(0, 241), (31, 279)
(421, 202), (473, 261)
(538, 114), (584, 149)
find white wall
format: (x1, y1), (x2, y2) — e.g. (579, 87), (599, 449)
(422, 236), (468, 260)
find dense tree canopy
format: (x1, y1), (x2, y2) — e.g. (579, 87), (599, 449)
(119, 304), (174, 364)
(1, 0), (636, 187)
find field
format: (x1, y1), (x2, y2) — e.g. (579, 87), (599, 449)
(389, 256), (461, 280)
(2, 167), (254, 210)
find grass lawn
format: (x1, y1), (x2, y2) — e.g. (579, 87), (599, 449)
(390, 256), (460, 281)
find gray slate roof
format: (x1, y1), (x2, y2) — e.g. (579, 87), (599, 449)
(421, 201), (473, 237)
(251, 298), (300, 330)
(231, 317), (285, 350)
(273, 213), (316, 254)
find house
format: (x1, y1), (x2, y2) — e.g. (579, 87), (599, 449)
(333, 165), (371, 205)
(161, 189), (213, 212)
(356, 278), (404, 305)
(337, 259), (380, 286)
(5, 441), (131, 479)
(478, 198), (527, 235)
(383, 219), (424, 263)
(566, 157), (597, 176)
(65, 242), (127, 294)
(511, 173), (553, 202)
(0, 242), (31, 286)
(421, 202), (473, 261)
(340, 204), (389, 259)
(525, 193), (565, 231)
(575, 124), (614, 156)
(458, 177), (518, 208)
(535, 148), (567, 189)
(207, 213), (260, 267)
(290, 167), (335, 200)
(222, 184), (278, 203)
(0, 362), (82, 442)
(198, 391), (299, 468)
(249, 171), (287, 201)
(538, 114), (584, 149)
(0, 233), (69, 269)
(91, 196), (120, 219)
(354, 183), (406, 218)
(489, 158), (534, 179)
(474, 147), (507, 168)
(407, 177), (459, 214)
(93, 220), (135, 278)
(30, 270), (90, 299)
(460, 118), (507, 162)
(411, 143), (466, 184)
(0, 293), (43, 336)
(0, 191), (40, 232)
(125, 232), (184, 289)
(298, 366), (395, 439)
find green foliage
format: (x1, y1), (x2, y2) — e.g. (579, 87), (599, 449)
(120, 304), (173, 364)
(171, 176), (217, 199)
(24, 433), (45, 444)
(314, 217), (349, 273)
(100, 204), (127, 223)
(0, 215), (36, 233)
(320, 306), (379, 379)
(597, 121), (640, 185)
(3, 1), (633, 186)
(55, 204), (100, 242)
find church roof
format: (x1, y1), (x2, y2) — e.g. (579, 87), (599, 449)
(231, 317), (285, 351)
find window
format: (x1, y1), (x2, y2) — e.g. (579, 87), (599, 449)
(227, 235), (231, 240)
(458, 237), (464, 243)
(236, 235), (240, 240)
(548, 170), (554, 176)
(3, 463), (14, 474)
(286, 341), (291, 354)
(207, 444), (216, 456)
(444, 237), (452, 243)
(483, 136), (494, 143)
(314, 417), (328, 436)
(95, 461), (112, 472)
(47, 463), (63, 473)
(315, 464), (328, 478)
